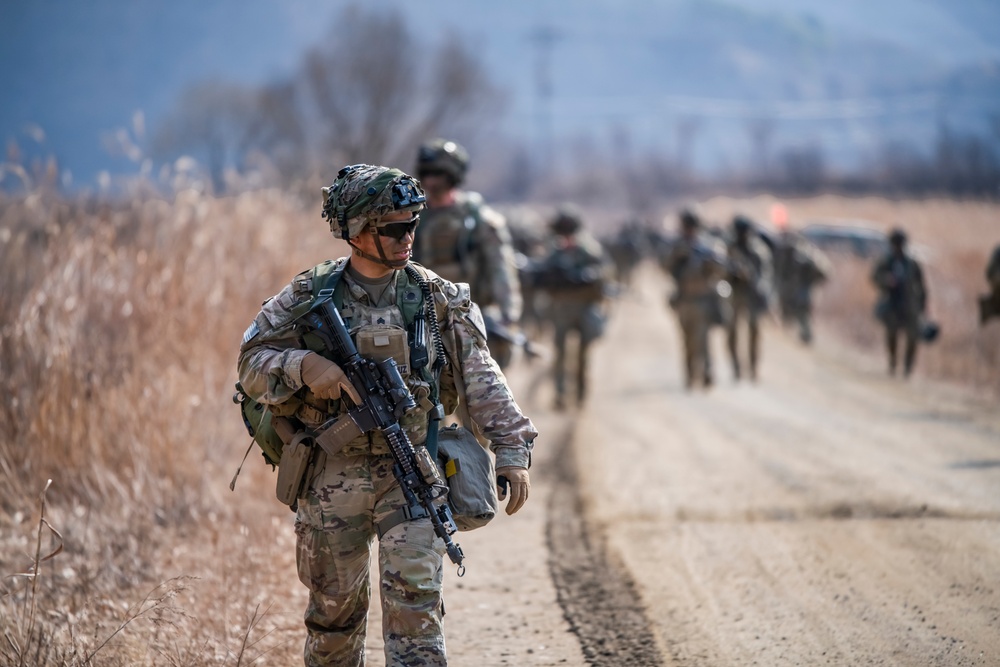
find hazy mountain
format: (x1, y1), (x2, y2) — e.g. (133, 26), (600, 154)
(1, 0), (997, 187)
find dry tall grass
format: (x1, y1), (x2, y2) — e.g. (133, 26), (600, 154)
(0, 188), (344, 665)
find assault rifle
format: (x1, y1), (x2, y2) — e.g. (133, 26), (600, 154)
(482, 313), (545, 360)
(302, 290), (465, 573)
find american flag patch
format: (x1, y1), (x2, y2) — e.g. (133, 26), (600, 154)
(242, 320), (260, 344)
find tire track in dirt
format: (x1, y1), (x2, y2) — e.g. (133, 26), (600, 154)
(544, 409), (667, 666)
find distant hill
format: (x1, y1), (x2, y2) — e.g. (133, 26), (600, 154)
(1, 0), (997, 188)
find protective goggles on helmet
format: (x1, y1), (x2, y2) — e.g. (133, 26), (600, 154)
(376, 215), (420, 241)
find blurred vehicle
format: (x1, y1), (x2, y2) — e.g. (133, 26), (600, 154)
(799, 221), (888, 258)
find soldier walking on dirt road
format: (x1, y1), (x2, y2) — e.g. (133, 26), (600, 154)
(412, 138), (523, 369)
(773, 226), (830, 345)
(725, 215), (773, 382)
(533, 204), (610, 410)
(237, 164), (535, 666)
(662, 209), (728, 390)
(871, 228), (928, 377)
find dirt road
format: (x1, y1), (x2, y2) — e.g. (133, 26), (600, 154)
(550, 264), (1000, 666)
(321, 263), (1000, 666)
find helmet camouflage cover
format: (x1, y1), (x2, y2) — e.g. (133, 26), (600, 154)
(321, 164), (426, 240)
(416, 138), (469, 185)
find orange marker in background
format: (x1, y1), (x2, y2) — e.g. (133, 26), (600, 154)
(771, 202), (788, 231)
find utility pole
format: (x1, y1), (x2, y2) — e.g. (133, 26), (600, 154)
(528, 24), (560, 179)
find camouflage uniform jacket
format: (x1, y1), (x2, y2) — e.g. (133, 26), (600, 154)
(774, 235), (829, 290)
(726, 236), (773, 310)
(534, 232), (609, 303)
(238, 258), (535, 469)
(774, 236), (824, 306)
(664, 235), (727, 301)
(413, 191), (523, 324)
(872, 251), (926, 322)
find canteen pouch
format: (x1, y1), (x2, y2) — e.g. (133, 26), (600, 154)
(275, 432), (314, 507)
(436, 424), (498, 531)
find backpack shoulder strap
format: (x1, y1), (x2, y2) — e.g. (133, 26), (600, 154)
(285, 258), (349, 322)
(311, 257), (349, 297)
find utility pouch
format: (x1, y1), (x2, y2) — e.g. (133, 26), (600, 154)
(356, 325), (411, 377)
(275, 431), (314, 507)
(436, 424), (498, 531)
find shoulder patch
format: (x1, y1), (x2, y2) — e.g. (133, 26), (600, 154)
(242, 320), (260, 345)
(261, 282), (309, 328)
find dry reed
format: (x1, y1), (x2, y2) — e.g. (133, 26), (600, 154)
(1, 187), (342, 664)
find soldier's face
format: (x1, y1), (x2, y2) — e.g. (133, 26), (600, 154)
(419, 172), (453, 202)
(357, 210), (416, 262)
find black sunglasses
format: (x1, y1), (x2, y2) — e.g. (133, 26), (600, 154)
(377, 216), (419, 241)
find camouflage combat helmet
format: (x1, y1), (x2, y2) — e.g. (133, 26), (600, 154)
(321, 164), (426, 241)
(416, 138), (469, 185)
(679, 208), (701, 229)
(888, 227), (908, 246)
(551, 203), (584, 235)
(732, 214), (754, 233)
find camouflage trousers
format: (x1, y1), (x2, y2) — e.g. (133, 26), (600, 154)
(778, 286), (814, 343)
(726, 290), (763, 380)
(550, 301), (604, 406)
(674, 298), (713, 389)
(881, 315), (921, 376)
(295, 453), (447, 667)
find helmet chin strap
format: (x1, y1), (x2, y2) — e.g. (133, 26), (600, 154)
(348, 226), (409, 269)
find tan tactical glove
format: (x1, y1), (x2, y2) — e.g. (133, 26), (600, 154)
(300, 352), (362, 404)
(495, 466), (530, 515)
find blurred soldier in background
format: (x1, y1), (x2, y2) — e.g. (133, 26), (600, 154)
(533, 204), (610, 409)
(979, 243), (1000, 325)
(725, 215), (773, 382)
(502, 206), (551, 340)
(413, 138), (523, 368)
(606, 217), (646, 289)
(772, 215), (830, 345)
(871, 228), (928, 377)
(663, 209), (728, 390)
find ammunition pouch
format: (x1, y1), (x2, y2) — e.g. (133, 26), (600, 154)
(356, 324), (411, 378)
(274, 428), (316, 508)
